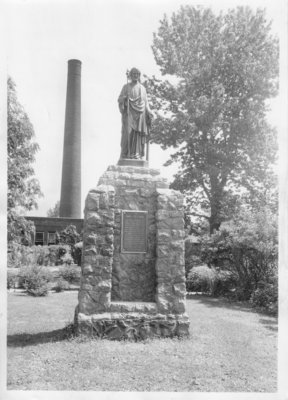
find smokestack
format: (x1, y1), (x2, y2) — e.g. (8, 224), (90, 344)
(59, 59), (82, 218)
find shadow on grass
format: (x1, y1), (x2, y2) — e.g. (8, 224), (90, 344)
(7, 325), (74, 348)
(187, 294), (278, 330)
(258, 318), (278, 332)
(187, 293), (253, 312)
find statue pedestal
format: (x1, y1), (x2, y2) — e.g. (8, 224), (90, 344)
(74, 164), (190, 340)
(117, 158), (148, 168)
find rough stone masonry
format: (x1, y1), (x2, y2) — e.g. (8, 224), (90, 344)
(74, 164), (190, 340)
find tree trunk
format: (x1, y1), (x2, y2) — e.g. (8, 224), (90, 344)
(209, 213), (221, 234)
(208, 170), (225, 234)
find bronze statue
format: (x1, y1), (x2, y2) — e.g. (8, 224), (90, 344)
(118, 67), (153, 160)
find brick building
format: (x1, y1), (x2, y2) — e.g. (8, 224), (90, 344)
(26, 216), (83, 246)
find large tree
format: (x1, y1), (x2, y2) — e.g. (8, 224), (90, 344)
(147, 6), (278, 233)
(8, 77), (42, 244)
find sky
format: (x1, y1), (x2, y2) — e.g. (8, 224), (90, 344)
(4, 0), (286, 217)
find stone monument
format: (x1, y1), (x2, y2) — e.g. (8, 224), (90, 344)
(74, 68), (189, 339)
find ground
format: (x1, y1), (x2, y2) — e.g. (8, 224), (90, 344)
(7, 291), (277, 391)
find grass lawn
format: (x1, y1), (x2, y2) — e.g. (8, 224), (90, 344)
(7, 291), (277, 392)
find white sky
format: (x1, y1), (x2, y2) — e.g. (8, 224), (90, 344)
(4, 0), (285, 217)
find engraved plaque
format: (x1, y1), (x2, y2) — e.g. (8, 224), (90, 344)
(121, 211), (147, 253)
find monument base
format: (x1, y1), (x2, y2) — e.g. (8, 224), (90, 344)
(74, 164), (190, 340)
(75, 302), (189, 340)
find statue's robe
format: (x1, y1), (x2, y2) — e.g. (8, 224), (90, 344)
(118, 82), (152, 159)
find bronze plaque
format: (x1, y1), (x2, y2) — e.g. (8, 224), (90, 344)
(121, 211), (147, 253)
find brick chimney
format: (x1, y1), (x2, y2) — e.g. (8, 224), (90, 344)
(59, 59), (82, 218)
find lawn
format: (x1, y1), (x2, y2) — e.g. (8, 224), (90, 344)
(7, 291), (278, 391)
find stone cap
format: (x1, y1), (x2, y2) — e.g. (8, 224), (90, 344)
(117, 159), (148, 168)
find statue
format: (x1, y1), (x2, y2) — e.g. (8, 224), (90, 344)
(118, 67), (153, 160)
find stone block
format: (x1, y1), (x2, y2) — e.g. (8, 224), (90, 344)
(172, 298), (186, 314)
(83, 233), (97, 245)
(83, 246), (97, 256)
(82, 264), (94, 275)
(85, 192), (100, 211)
(173, 282), (186, 297)
(92, 313), (112, 321)
(86, 212), (102, 227)
(176, 321), (190, 337)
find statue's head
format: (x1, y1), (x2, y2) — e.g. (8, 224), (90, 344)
(129, 67), (141, 81)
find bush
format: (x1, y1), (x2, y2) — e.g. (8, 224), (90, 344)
(72, 241), (83, 266)
(59, 266), (80, 284)
(58, 225), (81, 246)
(186, 265), (217, 293)
(7, 271), (18, 289)
(8, 242), (22, 268)
(50, 245), (73, 265)
(19, 265), (52, 296)
(186, 265), (238, 296)
(7, 244), (72, 267)
(8, 210), (35, 246)
(211, 270), (238, 296)
(185, 236), (202, 277)
(54, 278), (70, 292)
(57, 225), (83, 265)
(250, 280), (278, 315)
(60, 252), (74, 266)
(199, 207), (278, 300)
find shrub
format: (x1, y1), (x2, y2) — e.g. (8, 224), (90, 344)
(210, 270), (238, 296)
(199, 207), (278, 300)
(8, 242), (23, 268)
(186, 265), (217, 293)
(7, 244), (72, 267)
(60, 252), (74, 266)
(185, 236), (202, 276)
(19, 265), (52, 296)
(57, 225), (83, 265)
(58, 225), (81, 246)
(250, 279), (278, 315)
(33, 246), (50, 265)
(228, 286), (253, 301)
(186, 265), (238, 296)
(8, 211), (35, 246)
(72, 241), (83, 266)
(54, 278), (70, 292)
(52, 245), (73, 265)
(7, 271), (18, 289)
(59, 266), (80, 284)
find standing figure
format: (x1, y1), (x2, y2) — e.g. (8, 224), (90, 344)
(118, 67), (153, 160)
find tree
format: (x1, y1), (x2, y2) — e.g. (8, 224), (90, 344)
(147, 6), (278, 233)
(57, 225), (82, 265)
(8, 77), (42, 244)
(47, 201), (60, 217)
(58, 224), (81, 246)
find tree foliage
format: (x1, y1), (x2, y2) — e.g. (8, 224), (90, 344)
(147, 6), (278, 233)
(7, 77), (42, 243)
(47, 201), (60, 217)
(57, 225), (82, 265)
(58, 224), (81, 246)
